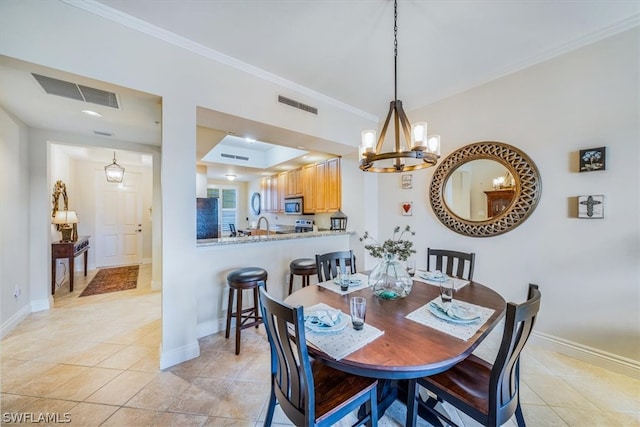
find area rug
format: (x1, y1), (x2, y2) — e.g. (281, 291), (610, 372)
(79, 265), (139, 297)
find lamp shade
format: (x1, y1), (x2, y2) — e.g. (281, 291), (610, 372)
(53, 210), (78, 225)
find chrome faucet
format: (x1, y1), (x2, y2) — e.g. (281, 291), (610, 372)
(257, 216), (270, 236)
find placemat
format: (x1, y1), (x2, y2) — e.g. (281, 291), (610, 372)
(304, 303), (384, 360)
(405, 297), (495, 341)
(413, 271), (470, 290)
(317, 273), (370, 295)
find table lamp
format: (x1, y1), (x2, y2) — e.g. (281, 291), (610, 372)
(53, 210), (78, 242)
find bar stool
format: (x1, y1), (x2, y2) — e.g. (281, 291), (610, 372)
(288, 258), (317, 295)
(225, 266), (268, 355)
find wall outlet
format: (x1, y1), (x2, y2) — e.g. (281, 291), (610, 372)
(14, 285), (21, 299)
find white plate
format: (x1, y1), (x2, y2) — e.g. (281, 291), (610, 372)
(305, 312), (349, 333)
(428, 303), (480, 324)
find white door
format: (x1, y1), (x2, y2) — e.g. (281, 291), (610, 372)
(95, 170), (143, 267)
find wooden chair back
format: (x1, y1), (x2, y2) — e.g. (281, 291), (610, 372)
(427, 248), (476, 280)
(229, 224), (237, 237)
(259, 284), (315, 425)
(489, 283), (541, 425)
(315, 250), (356, 282)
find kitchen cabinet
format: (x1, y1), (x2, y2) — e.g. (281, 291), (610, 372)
(276, 172), (286, 212)
(286, 168), (302, 197)
(302, 164), (316, 212)
(324, 157), (341, 212)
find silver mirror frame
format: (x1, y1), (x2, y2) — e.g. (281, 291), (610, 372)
(430, 141), (542, 237)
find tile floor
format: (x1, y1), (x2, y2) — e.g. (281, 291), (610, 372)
(1, 264), (638, 426)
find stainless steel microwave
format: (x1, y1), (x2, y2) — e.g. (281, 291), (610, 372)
(284, 197), (303, 215)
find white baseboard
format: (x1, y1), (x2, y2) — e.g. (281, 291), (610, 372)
(31, 298), (51, 312)
(196, 318), (226, 339)
(1, 304), (31, 339)
(159, 340), (200, 370)
(531, 331), (640, 379)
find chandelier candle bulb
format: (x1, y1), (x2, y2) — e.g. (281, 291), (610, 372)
(427, 135), (441, 155)
(361, 130), (376, 154)
(411, 122), (428, 150)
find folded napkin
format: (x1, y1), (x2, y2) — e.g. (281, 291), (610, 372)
(304, 308), (342, 327)
(333, 275), (362, 286)
(429, 300), (480, 321)
(420, 270), (447, 282)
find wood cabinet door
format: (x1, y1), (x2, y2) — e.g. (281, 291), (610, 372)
(287, 168), (302, 197)
(315, 161), (327, 212)
(276, 173), (286, 212)
(302, 165), (316, 212)
(325, 157), (341, 211)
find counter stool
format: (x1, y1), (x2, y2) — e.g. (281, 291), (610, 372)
(225, 267), (268, 355)
(288, 258), (317, 295)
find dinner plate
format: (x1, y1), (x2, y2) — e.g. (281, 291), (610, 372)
(305, 312), (349, 333)
(428, 303), (480, 324)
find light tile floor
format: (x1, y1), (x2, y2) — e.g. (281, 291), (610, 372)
(1, 264), (638, 426)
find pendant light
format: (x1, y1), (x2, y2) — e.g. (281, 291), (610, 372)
(359, 0), (441, 173)
(105, 151), (125, 183)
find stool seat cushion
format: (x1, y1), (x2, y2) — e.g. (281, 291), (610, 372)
(290, 258), (317, 271)
(227, 267), (268, 285)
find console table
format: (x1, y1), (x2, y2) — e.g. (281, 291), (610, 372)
(51, 236), (90, 295)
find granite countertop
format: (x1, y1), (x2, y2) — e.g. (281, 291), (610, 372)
(197, 230), (353, 247)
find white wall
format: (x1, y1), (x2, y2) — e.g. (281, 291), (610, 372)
(378, 28), (639, 367)
(0, 109), (31, 337)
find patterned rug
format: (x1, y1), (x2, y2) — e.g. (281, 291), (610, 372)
(79, 265), (139, 297)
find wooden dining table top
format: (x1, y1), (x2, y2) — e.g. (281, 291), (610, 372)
(284, 278), (507, 380)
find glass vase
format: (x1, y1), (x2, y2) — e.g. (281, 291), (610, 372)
(369, 253), (413, 300)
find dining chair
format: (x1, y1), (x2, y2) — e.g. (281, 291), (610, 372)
(315, 250), (356, 282)
(412, 283), (541, 427)
(258, 284), (378, 427)
(427, 248), (476, 280)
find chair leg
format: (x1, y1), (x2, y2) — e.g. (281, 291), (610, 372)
(225, 287), (234, 339)
(264, 388), (276, 427)
(235, 289), (243, 355)
(515, 401), (526, 426)
(253, 286), (260, 328)
(288, 272), (294, 295)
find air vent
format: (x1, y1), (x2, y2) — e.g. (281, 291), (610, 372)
(93, 130), (113, 137)
(221, 153), (249, 161)
(277, 95), (318, 115)
(32, 73), (119, 109)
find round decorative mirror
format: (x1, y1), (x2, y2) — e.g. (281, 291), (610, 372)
(251, 192), (261, 215)
(430, 141), (541, 237)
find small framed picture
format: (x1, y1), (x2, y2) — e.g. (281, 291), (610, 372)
(401, 202), (413, 216)
(401, 174), (412, 189)
(579, 147), (606, 172)
(578, 195), (604, 218)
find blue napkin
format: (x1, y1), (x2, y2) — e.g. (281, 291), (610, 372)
(420, 270), (447, 282)
(304, 308), (341, 327)
(429, 301), (480, 322)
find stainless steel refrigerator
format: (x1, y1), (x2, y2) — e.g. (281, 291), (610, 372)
(196, 197), (219, 239)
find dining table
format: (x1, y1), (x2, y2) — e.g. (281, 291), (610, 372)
(284, 273), (507, 427)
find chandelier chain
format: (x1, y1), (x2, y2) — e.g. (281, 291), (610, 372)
(394, 0), (398, 102)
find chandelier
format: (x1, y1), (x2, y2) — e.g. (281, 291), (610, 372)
(359, 0), (441, 173)
(104, 151), (125, 183)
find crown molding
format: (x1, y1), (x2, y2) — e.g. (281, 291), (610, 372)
(62, 0), (378, 123)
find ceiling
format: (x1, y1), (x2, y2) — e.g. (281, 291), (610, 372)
(1, 1), (637, 180)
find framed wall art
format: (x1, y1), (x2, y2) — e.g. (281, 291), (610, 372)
(578, 195), (604, 219)
(401, 202), (413, 216)
(401, 174), (412, 189)
(579, 147), (606, 172)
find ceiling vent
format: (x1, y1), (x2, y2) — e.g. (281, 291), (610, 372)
(221, 153), (249, 161)
(32, 73), (120, 109)
(277, 95), (317, 115)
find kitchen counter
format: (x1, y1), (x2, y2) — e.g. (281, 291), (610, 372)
(197, 230), (352, 247)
